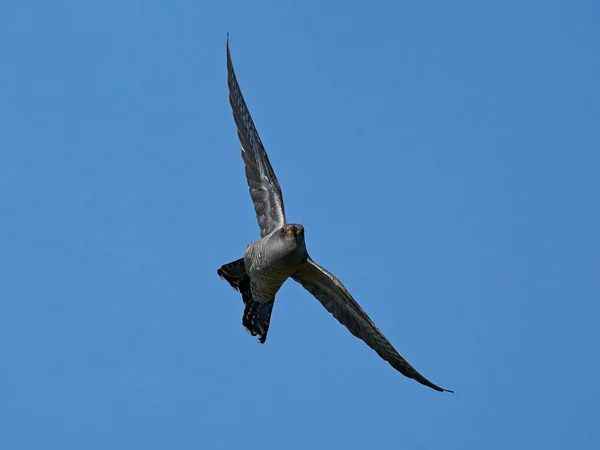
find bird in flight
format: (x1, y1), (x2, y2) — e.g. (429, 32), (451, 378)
(218, 36), (453, 393)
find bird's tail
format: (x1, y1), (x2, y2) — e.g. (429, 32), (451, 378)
(217, 258), (274, 344)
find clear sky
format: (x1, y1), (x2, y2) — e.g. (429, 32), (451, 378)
(1, 1), (598, 449)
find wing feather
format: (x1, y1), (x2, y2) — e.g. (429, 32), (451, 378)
(226, 38), (286, 237)
(292, 258), (453, 393)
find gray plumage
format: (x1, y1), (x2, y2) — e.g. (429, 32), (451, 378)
(227, 41), (285, 238)
(218, 36), (453, 393)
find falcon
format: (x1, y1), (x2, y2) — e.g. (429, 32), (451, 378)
(218, 37), (453, 393)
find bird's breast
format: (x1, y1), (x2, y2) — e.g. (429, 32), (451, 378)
(244, 239), (301, 302)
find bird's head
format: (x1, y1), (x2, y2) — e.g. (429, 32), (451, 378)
(269, 223), (307, 268)
(281, 223), (304, 240)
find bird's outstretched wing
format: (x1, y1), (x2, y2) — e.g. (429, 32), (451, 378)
(226, 37), (286, 237)
(292, 258), (453, 393)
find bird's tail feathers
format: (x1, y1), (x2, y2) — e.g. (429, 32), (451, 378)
(217, 258), (248, 291)
(217, 258), (274, 344)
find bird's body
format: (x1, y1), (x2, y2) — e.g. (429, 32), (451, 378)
(218, 36), (453, 393)
(243, 224), (308, 304)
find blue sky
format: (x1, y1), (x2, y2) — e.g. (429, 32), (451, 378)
(1, 1), (599, 448)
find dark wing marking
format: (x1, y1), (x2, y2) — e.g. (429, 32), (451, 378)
(292, 258), (453, 393)
(227, 37), (286, 237)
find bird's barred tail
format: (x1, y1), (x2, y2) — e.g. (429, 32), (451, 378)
(217, 258), (274, 344)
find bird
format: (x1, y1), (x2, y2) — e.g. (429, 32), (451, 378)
(218, 36), (453, 393)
